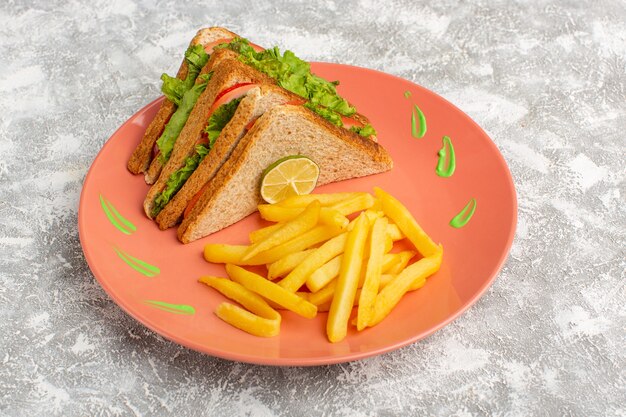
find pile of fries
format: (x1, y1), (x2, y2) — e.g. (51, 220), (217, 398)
(199, 187), (443, 343)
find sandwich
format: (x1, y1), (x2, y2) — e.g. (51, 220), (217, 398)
(152, 84), (302, 229)
(142, 37), (381, 224)
(142, 54), (274, 219)
(126, 27), (264, 183)
(177, 101), (392, 243)
(130, 28), (393, 243)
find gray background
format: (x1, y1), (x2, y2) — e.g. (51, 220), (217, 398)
(1, 0), (624, 415)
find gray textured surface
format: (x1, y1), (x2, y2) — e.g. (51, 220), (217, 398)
(1, 0), (625, 415)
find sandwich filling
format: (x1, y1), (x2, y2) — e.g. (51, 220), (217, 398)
(151, 83), (256, 216)
(216, 38), (377, 137)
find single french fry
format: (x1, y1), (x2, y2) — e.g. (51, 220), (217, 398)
(381, 253), (398, 272)
(215, 303), (280, 337)
(370, 197), (382, 212)
(263, 291), (312, 309)
(319, 208), (349, 229)
(387, 250), (416, 275)
(226, 264), (317, 319)
(204, 244), (252, 265)
(409, 277), (428, 291)
(344, 210), (380, 233)
(309, 252), (384, 307)
(308, 280), (336, 306)
(357, 217), (388, 330)
(384, 235), (393, 252)
(247, 225), (342, 265)
(386, 223), (404, 241)
(278, 233), (348, 292)
(368, 246), (443, 327)
(258, 205), (349, 229)
(364, 209), (384, 223)
(267, 249), (315, 280)
(379, 250), (416, 274)
(276, 192), (362, 208)
(374, 187), (439, 257)
(249, 223), (283, 243)
(306, 255), (342, 292)
(198, 276), (281, 337)
(327, 213), (370, 343)
(379, 274), (395, 289)
(329, 193), (376, 216)
(243, 201), (320, 261)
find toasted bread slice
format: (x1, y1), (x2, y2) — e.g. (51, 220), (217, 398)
(177, 105), (393, 243)
(143, 57), (275, 218)
(155, 84), (300, 229)
(127, 27), (238, 178)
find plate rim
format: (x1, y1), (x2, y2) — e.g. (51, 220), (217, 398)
(78, 62), (518, 366)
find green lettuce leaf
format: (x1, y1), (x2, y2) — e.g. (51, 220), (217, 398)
(151, 97), (243, 217)
(224, 40), (356, 117)
(303, 102), (342, 126)
(350, 123), (377, 137)
(160, 74), (186, 106)
(204, 97), (243, 147)
(151, 144), (211, 217)
(160, 45), (210, 105)
(221, 38), (375, 137)
(183, 44), (210, 90)
(156, 72), (212, 163)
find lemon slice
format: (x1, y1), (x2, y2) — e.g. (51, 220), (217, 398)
(260, 155), (320, 204)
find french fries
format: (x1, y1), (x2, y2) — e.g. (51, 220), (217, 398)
(226, 264), (317, 319)
(368, 247), (443, 327)
(357, 216), (387, 330)
(327, 213), (370, 343)
(374, 187), (439, 257)
(278, 233), (348, 292)
(204, 244), (249, 265)
(306, 255), (342, 292)
(258, 205), (349, 229)
(386, 223), (404, 241)
(329, 193), (376, 216)
(242, 201), (320, 261)
(267, 249), (315, 280)
(308, 280), (336, 306)
(248, 225), (343, 265)
(276, 192), (361, 208)
(249, 223), (283, 243)
(386, 250), (416, 275)
(199, 276), (281, 337)
(200, 188), (443, 340)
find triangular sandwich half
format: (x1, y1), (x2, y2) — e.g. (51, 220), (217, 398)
(143, 54), (274, 218)
(177, 104), (393, 243)
(127, 27), (241, 179)
(154, 84), (301, 229)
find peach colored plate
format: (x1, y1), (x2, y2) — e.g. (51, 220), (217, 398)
(79, 63), (517, 366)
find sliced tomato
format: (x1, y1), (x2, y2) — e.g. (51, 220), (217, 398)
(213, 83), (257, 105)
(284, 98), (307, 106)
(197, 132), (209, 146)
(203, 38), (265, 54)
(341, 116), (364, 130)
(184, 184), (209, 219)
(249, 42), (264, 52)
